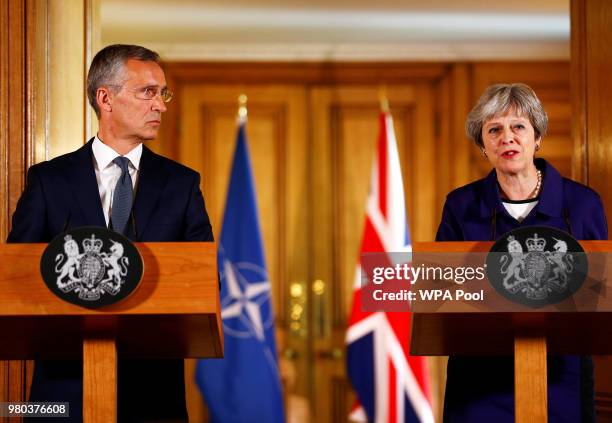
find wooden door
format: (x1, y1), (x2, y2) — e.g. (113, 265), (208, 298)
(156, 83), (311, 422)
(163, 79), (442, 422)
(309, 84), (440, 422)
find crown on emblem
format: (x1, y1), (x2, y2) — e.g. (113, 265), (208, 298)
(526, 233), (546, 251)
(82, 235), (103, 253)
(64, 234), (73, 242)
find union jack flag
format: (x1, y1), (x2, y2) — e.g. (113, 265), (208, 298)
(346, 111), (434, 423)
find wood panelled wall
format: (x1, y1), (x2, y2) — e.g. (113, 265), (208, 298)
(572, 1), (612, 419)
(470, 63), (573, 179)
(158, 61), (572, 423)
(0, 0), (34, 414)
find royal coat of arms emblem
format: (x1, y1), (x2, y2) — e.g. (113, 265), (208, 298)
(41, 227), (143, 307)
(486, 226), (587, 308)
(500, 234), (574, 300)
(55, 234), (129, 300)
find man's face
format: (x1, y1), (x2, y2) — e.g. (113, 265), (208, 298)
(106, 59), (168, 142)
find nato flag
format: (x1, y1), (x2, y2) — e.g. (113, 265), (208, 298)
(196, 122), (285, 423)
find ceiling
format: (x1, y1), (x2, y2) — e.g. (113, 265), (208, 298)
(101, 0), (570, 61)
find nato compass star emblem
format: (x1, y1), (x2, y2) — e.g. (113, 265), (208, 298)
(220, 260), (274, 341)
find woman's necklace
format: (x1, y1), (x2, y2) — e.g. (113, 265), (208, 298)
(530, 169), (542, 199)
(498, 169), (542, 200)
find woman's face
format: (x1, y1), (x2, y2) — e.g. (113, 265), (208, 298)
(481, 108), (539, 176)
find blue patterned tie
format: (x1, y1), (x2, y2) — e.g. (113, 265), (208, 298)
(111, 156), (133, 234)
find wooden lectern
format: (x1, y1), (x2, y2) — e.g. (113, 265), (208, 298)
(411, 240), (611, 423)
(0, 242), (222, 422)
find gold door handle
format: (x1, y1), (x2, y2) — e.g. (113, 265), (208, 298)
(289, 282), (306, 336)
(317, 348), (344, 360)
(283, 348), (299, 360)
(312, 279), (329, 338)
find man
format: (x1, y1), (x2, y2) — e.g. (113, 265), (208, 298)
(8, 44), (213, 422)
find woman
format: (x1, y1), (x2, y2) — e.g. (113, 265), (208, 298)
(437, 83), (608, 422)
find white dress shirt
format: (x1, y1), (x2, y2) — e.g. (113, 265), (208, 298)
(92, 136), (142, 226)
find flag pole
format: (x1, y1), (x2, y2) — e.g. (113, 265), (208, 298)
(238, 94), (248, 122)
(197, 90), (285, 423)
(378, 85), (390, 113)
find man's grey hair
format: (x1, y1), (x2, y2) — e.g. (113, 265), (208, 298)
(86, 44), (160, 117)
(465, 83), (548, 149)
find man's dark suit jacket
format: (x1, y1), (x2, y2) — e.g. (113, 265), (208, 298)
(8, 139), (214, 422)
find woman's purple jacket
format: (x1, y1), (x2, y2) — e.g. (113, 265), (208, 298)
(436, 158), (608, 423)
